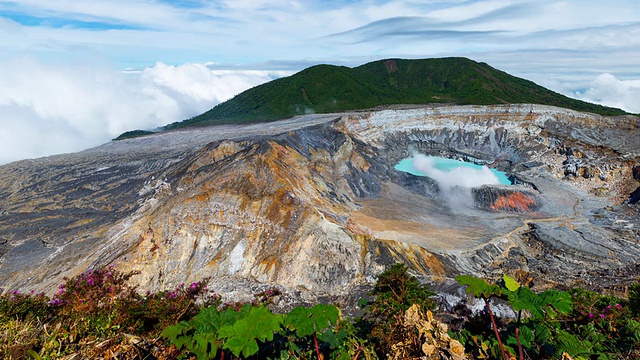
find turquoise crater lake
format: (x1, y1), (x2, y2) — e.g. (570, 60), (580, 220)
(395, 155), (512, 186)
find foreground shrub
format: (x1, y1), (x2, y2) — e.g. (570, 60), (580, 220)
(562, 288), (640, 358)
(48, 266), (219, 340)
(3, 264), (640, 359)
(118, 280), (219, 336)
(357, 263), (437, 358)
(163, 300), (378, 359)
(0, 291), (49, 322)
(454, 275), (640, 360)
(0, 265), (219, 358)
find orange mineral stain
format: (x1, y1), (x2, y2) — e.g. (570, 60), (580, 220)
(490, 192), (537, 213)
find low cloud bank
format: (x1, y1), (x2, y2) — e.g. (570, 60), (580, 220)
(1, 58), (638, 166)
(411, 154), (501, 208)
(573, 73), (640, 114)
(0, 58), (289, 165)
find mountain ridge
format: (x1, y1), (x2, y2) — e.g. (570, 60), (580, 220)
(142, 57), (627, 134)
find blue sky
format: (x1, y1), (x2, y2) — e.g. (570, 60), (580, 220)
(1, 0), (639, 164)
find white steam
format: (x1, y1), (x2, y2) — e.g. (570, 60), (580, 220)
(411, 154), (501, 208)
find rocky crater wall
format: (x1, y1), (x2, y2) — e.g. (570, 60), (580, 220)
(0, 105), (639, 300)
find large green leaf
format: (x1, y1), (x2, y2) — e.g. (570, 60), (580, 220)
(248, 306), (283, 342)
(628, 319), (640, 342)
(192, 306), (222, 333)
(223, 333), (259, 358)
(161, 320), (192, 342)
(219, 304), (252, 327)
(285, 304), (340, 337)
(539, 290), (572, 316)
(533, 322), (552, 344)
(503, 275), (520, 292)
(507, 287), (539, 315)
(219, 306), (282, 357)
(163, 319), (221, 358)
(193, 333), (216, 358)
(555, 330), (592, 357)
(519, 324), (534, 348)
(455, 275), (502, 298)
(506, 287), (572, 320)
(172, 336), (192, 350)
(317, 327), (350, 349)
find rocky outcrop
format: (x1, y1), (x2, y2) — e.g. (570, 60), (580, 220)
(1, 104), (639, 300)
(472, 186), (540, 213)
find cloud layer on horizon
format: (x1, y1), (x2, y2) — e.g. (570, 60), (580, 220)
(573, 74), (640, 113)
(0, 58), (289, 164)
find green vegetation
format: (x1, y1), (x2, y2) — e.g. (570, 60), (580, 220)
(454, 274), (640, 359)
(163, 302), (354, 359)
(456, 274), (578, 359)
(358, 263), (437, 357)
(2, 265), (640, 359)
(0, 267), (219, 359)
(166, 57), (626, 130)
(113, 129), (155, 141)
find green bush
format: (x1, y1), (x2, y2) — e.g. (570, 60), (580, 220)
(629, 280), (640, 317)
(562, 288), (640, 358)
(0, 291), (50, 322)
(454, 275), (640, 360)
(357, 263), (436, 358)
(163, 300), (374, 359)
(0, 266), (219, 358)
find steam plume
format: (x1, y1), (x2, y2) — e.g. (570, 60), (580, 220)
(411, 154), (501, 208)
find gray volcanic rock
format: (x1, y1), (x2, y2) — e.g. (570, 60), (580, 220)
(1, 104), (639, 300)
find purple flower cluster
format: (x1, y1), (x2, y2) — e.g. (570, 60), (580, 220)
(154, 280), (210, 302)
(48, 298), (63, 307)
(585, 303), (625, 322)
(222, 301), (246, 311)
(1, 265), (222, 337)
(9, 290), (20, 301)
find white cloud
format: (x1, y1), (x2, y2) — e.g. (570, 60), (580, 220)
(426, 0), (516, 23)
(0, 58), (290, 165)
(3, 0), (640, 76)
(573, 74), (640, 114)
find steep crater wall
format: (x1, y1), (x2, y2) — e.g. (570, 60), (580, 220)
(1, 105), (639, 300)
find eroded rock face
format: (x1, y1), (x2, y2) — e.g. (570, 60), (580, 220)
(472, 186), (540, 213)
(0, 104), (639, 300)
